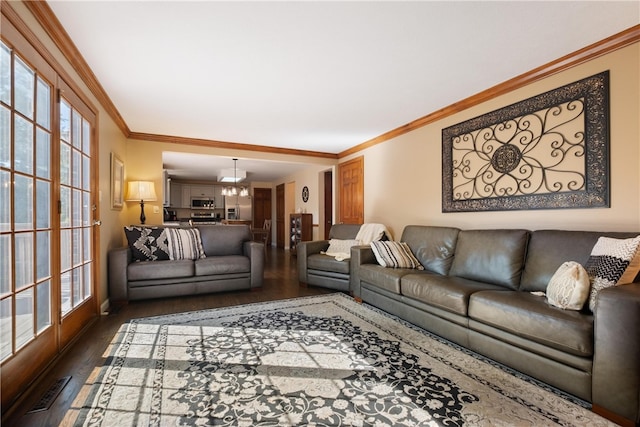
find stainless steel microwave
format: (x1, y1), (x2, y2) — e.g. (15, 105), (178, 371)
(191, 197), (215, 209)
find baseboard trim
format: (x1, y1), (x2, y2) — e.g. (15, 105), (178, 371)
(592, 404), (637, 427)
(100, 299), (110, 315)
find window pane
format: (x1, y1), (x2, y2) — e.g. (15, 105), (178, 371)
(83, 191), (90, 227)
(72, 148), (81, 188)
(72, 267), (81, 307)
(0, 170), (10, 232)
(15, 287), (34, 350)
(36, 77), (50, 130)
(0, 105), (10, 168)
(36, 128), (50, 179)
(0, 235), (10, 296)
(14, 232), (33, 289)
(36, 230), (50, 281)
(36, 280), (50, 333)
(83, 263), (92, 301)
(60, 229), (71, 272)
(60, 100), (70, 143)
(72, 228), (81, 267)
(14, 115), (33, 175)
(82, 155), (90, 191)
(72, 188), (82, 228)
(0, 43), (11, 105)
(0, 297), (12, 361)
(82, 119), (91, 155)
(72, 110), (81, 149)
(14, 56), (34, 119)
(36, 179), (50, 229)
(60, 143), (70, 186)
(14, 174), (33, 231)
(61, 271), (71, 315)
(83, 227), (91, 262)
(60, 185), (70, 228)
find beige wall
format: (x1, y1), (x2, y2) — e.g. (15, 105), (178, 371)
(345, 42), (640, 239)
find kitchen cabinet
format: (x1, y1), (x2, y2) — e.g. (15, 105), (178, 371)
(169, 182), (182, 207)
(190, 185), (215, 198)
(181, 185), (191, 208)
(289, 213), (312, 255)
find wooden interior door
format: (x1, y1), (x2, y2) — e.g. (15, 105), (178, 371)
(276, 184), (285, 248)
(252, 187), (272, 229)
(338, 156), (364, 224)
(324, 170), (332, 239)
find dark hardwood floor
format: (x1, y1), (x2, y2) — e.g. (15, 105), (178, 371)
(3, 247), (335, 427)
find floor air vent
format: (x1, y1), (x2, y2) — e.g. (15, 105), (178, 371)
(27, 376), (71, 413)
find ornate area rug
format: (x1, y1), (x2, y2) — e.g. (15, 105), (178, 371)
(77, 294), (614, 426)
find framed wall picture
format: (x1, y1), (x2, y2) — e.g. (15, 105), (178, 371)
(442, 71), (610, 212)
(111, 152), (124, 210)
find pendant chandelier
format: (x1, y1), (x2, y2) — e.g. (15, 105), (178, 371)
(221, 158), (248, 197)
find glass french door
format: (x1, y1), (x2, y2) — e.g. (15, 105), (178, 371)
(1, 30), (98, 410)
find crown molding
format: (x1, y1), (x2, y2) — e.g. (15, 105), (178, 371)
(339, 24), (640, 159)
(128, 132), (338, 160)
(22, 0), (130, 135)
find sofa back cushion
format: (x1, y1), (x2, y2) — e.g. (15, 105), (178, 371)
(197, 224), (252, 256)
(329, 224), (362, 240)
(520, 230), (640, 292)
(449, 229), (529, 289)
(400, 225), (460, 275)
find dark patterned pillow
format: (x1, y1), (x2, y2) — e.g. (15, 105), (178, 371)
(585, 235), (640, 311)
(124, 226), (170, 262)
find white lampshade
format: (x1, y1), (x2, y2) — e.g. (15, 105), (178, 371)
(126, 181), (157, 202)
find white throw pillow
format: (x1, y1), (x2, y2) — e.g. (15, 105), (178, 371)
(546, 261), (590, 310)
(370, 241), (424, 270)
(585, 235), (640, 311)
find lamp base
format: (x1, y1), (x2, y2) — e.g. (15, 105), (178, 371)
(139, 201), (146, 224)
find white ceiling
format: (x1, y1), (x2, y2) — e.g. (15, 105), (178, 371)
(46, 1), (639, 181)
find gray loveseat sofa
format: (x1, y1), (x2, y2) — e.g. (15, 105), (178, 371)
(108, 224), (264, 302)
(351, 225), (640, 425)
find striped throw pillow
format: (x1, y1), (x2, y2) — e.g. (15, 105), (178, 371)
(166, 228), (206, 260)
(371, 241), (424, 270)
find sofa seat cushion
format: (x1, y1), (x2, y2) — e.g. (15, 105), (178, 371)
(469, 291), (594, 357)
(359, 264), (425, 294)
(401, 274), (506, 316)
(195, 255), (250, 276)
(128, 259), (194, 282)
(307, 253), (350, 274)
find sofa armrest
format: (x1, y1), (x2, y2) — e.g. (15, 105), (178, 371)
(350, 245), (376, 297)
(108, 246), (132, 302)
(297, 240), (330, 283)
(592, 282), (640, 423)
(244, 241), (264, 288)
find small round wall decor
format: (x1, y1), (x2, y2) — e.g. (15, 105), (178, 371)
(302, 186), (309, 202)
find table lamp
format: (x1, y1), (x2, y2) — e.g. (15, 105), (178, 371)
(126, 181), (157, 224)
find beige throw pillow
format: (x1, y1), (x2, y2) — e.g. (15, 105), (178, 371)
(546, 261), (590, 310)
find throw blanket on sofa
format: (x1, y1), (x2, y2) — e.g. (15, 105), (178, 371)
(322, 224), (392, 261)
(356, 223), (391, 245)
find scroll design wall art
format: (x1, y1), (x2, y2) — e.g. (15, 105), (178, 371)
(442, 71), (609, 212)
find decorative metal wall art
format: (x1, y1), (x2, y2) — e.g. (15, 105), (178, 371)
(442, 71), (609, 212)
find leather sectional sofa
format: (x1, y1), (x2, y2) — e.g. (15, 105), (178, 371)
(350, 225), (640, 425)
(108, 224), (264, 302)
